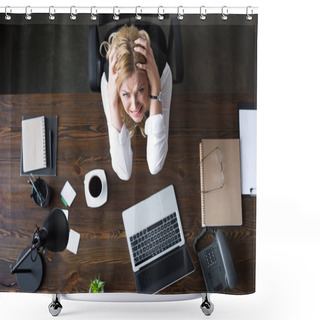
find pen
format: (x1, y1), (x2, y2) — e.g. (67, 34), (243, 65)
(28, 177), (43, 206)
(49, 129), (52, 170)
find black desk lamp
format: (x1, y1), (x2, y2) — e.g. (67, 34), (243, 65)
(9, 208), (69, 292)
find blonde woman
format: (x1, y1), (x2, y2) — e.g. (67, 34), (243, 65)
(100, 25), (172, 180)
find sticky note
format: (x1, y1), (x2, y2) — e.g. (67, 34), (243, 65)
(66, 229), (80, 255)
(61, 181), (76, 207)
(62, 209), (69, 221)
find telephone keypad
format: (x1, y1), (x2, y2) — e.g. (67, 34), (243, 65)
(204, 246), (217, 269)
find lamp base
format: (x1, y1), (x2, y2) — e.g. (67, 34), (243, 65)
(16, 247), (43, 293)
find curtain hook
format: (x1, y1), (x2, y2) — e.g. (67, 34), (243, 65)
(49, 6), (55, 21)
(157, 6), (164, 21)
(113, 6), (120, 21)
(5, 6), (12, 20)
(70, 6), (77, 20)
(25, 6), (32, 20)
(90, 6), (97, 21)
(177, 6), (184, 21)
(135, 6), (142, 20)
(200, 6), (207, 20)
(246, 6), (253, 21)
(221, 6), (228, 21)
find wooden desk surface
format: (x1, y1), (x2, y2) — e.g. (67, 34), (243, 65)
(0, 92), (256, 294)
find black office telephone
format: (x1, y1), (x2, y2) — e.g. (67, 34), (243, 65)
(193, 228), (237, 292)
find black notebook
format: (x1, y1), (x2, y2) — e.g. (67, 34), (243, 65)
(20, 115), (58, 176)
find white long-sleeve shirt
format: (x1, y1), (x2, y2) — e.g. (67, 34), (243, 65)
(101, 63), (172, 180)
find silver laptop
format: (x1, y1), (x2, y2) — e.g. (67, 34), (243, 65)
(122, 185), (195, 293)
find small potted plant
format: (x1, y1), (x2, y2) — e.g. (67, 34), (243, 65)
(89, 275), (105, 293)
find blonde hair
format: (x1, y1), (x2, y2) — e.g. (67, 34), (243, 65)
(100, 25), (151, 137)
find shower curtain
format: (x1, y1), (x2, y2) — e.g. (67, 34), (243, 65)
(0, 7), (257, 300)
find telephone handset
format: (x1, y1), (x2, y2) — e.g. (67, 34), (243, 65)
(193, 228), (237, 292)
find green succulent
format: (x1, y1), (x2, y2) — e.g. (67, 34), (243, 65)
(89, 275), (105, 293)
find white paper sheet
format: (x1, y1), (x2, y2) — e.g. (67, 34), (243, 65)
(239, 109), (257, 195)
(66, 229), (80, 255)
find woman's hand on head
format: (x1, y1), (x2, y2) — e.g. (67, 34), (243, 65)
(108, 46), (119, 108)
(134, 37), (161, 96)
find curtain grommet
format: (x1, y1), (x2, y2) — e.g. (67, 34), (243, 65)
(70, 6), (77, 20)
(113, 6), (120, 21)
(5, 6), (12, 21)
(177, 6), (184, 21)
(49, 6), (55, 21)
(221, 6), (228, 21)
(246, 6), (253, 21)
(200, 6), (207, 20)
(157, 6), (164, 21)
(25, 6), (32, 21)
(90, 6), (97, 21)
(135, 6), (142, 20)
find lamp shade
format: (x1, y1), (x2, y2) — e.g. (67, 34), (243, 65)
(42, 208), (69, 252)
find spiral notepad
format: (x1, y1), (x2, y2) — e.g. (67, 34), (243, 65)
(22, 116), (47, 172)
(199, 139), (242, 226)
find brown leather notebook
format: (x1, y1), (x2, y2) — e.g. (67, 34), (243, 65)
(200, 139), (242, 226)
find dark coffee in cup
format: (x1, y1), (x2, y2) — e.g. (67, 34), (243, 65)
(89, 176), (102, 198)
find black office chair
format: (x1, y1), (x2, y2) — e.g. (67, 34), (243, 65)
(88, 16), (184, 92)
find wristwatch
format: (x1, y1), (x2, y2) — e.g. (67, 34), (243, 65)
(150, 91), (162, 102)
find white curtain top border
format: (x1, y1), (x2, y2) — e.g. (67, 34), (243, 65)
(0, 6), (258, 16)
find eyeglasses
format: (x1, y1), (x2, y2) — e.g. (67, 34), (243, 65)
(200, 146), (224, 194)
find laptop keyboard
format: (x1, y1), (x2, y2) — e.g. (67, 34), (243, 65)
(130, 212), (182, 267)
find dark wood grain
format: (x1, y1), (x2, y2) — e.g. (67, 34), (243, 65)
(0, 92), (256, 294)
